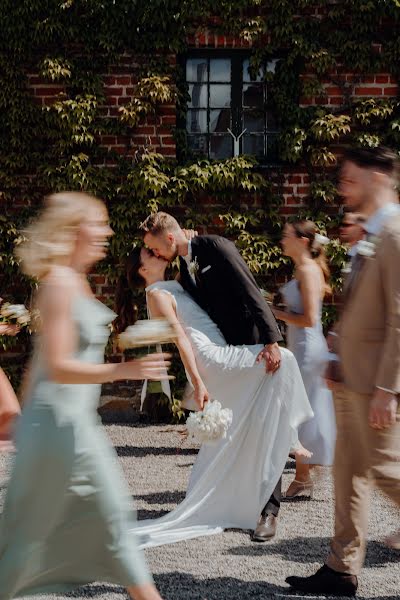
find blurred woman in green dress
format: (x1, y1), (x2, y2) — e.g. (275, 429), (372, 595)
(0, 191), (168, 600)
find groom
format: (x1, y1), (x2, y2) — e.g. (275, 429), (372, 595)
(140, 211), (283, 541)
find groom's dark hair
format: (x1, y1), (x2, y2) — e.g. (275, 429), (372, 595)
(342, 146), (399, 182)
(140, 211), (180, 236)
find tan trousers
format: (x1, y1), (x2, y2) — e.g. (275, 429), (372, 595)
(326, 386), (400, 575)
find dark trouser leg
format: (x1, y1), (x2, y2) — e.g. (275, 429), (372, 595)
(261, 476), (281, 517)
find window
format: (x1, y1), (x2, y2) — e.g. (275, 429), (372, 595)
(184, 52), (280, 162)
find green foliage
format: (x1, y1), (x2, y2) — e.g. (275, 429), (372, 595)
(0, 0), (399, 407)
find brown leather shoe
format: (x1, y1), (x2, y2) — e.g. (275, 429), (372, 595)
(286, 564), (358, 596)
(251, 513), (277, 542)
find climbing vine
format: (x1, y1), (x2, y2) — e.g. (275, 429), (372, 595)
(1, 0), (400, 391)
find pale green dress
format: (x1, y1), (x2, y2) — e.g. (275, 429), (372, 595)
(0, 296), (151, 597)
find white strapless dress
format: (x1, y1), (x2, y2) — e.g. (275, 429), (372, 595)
(132, 280), (313, 548)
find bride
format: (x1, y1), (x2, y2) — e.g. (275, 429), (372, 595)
(114, 247), (313, 547)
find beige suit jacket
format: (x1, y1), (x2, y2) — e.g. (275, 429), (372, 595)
(338, 213), (400, 395)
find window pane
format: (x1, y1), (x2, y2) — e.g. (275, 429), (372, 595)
(210, 135), (232, 159)
(209, 84), (231, 108)
(266, 133), (279, 160)
(243, 109), (264, 132)
(186, 109), (207, 133)
(186, 58), (208, 82)
(243, 83), (264, 108)
(187, 134), (208, 156)
(210, 59), (231, 82)
(210, 109), (230, 133)
(266, 110), (279, 131)
(243, 59), (264, 83)
(242, 134), (265, 157)
(188, 83), (208, 108)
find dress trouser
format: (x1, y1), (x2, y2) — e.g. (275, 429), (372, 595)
(261, 477), (281, 517)
(326, 386), (400, 575)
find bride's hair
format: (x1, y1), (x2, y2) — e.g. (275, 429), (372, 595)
(291, 220), (332, 298)
(113, 247), (145, 334)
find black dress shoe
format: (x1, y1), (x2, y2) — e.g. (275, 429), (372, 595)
(286, 564), (358, 597)
(251, 513), (277, 542)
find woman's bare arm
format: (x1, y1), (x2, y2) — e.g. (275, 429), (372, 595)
(147, 289), (209, 408)
(38, 273), (170, 384)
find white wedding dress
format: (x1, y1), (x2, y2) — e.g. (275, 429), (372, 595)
(132, 280), (313, 548)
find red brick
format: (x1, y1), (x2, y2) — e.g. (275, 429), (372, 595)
(34, 86), (64, 96)
(161, 115), (176, 126)
(158, 147), (176, 156)
(297, 186), (309, 194)
(363, 76), (375, 83)
(288, 175), (302, 184)
(376, 75), (390, 83)
(117, 97), (131, 105)
(161, 136), (175, 146)
(329, 97), (343, 105)
(114, 76), (131, 85)
(137, 126), (156, 135)
(355, 86), (383, 95)
(100, 136), (116, 145)
(90, 276), (106, 284)
(104, 86), (123, 96)
(383, 86), (398, 96)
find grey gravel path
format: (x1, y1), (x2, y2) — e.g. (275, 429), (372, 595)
(1, 423), (399, 600)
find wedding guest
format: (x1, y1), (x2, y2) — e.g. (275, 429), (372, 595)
(0, 322), (21, 450)
(0, 191), (169, 600)
(272, 220), (336, 498)
(339, 212), (366, 252)
(286, 146), (400, 596)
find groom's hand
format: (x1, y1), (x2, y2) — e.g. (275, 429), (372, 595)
(256, 342), (281, 373)
(369, 388), (398, 430)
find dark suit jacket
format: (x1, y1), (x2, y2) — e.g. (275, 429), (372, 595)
(179, 235), (282, 346)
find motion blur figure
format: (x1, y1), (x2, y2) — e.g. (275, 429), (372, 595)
(0, 321), (21, 451)
(0, 192), (168, 600)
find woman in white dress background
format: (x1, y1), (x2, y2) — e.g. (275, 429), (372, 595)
(272, 220), (336, 499)
(114, 247), (313, 547)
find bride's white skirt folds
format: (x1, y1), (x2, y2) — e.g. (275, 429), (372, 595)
(131, 281), (313, 548)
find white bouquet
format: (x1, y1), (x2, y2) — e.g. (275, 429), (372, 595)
(118, 318), (177, 349)
(186, 400), (233, 445)
(0, 302), (31, 326)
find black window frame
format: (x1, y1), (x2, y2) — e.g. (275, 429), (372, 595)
(179, 49), (281, 165)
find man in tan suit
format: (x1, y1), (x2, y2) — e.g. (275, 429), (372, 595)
(286, 146), (400, 597)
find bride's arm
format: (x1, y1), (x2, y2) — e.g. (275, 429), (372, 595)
(147, 290), (209, 409)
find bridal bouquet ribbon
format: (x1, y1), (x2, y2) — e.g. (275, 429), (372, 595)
(118, 318), (177, 349)
(186, 400), (233, 445)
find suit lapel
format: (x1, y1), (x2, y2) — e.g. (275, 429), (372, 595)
(342, 252), (368, 306)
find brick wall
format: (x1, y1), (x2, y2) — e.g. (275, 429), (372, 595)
(5, 30), (399, 409)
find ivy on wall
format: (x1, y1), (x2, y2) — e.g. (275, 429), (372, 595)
(0, 1), (399, 388)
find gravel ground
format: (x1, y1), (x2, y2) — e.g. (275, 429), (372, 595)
(0, 422), (399, 600)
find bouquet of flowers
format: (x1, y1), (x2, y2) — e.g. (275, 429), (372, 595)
(118, 318), (177, 349)
(186, 400), (233, 445)
(0, 301), (31, 327)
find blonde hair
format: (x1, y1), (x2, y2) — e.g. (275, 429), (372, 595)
(16, 191), (106, 280)
(140, 211), (180, 236)
(291, 220), (332, 298)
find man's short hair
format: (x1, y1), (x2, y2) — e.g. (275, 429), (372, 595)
(342, 146), (399, 182)
(140, 212), (180, 236)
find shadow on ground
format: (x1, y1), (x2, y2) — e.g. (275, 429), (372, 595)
(115, 446), (198, 457)
(226, 537), (399, 568)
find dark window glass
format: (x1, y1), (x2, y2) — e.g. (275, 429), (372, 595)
(185, 54), (280, 162)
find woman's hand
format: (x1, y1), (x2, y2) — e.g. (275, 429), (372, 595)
(194, 380), (209, 410)
(121, 353), (172, 381)
(0, 323), (20, 336)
